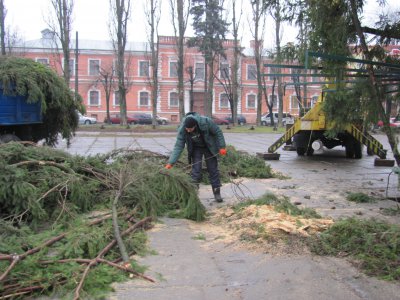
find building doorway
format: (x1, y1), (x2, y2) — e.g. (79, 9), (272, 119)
(192, 92), (205, 115)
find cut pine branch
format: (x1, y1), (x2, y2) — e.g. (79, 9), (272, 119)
(73, 216), (153, 300)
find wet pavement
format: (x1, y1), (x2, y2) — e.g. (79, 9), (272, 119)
(56, 130), (400, 300)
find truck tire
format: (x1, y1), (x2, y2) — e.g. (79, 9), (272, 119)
(345, 139), (355, 158)
(261, 121), (267, 126)
(84, 120), (91, 125)
(0, 134), (21, 143)
(306, 146), (314, 156)
(354, 141), (362, 159)
(296, 147), (306, 156)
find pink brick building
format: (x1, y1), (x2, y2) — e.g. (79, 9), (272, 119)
(17, 30), (323, 124)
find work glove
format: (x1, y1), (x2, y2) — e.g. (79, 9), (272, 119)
(165, 163), (173, 169)
(219, 148), (227, 156)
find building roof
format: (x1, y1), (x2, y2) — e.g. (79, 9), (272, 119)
(20, 38), (149, 52)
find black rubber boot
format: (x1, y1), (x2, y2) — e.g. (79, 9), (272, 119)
(213, 187), (223, 203)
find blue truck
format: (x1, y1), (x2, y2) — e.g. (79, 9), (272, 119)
(0, 90), (42, 143)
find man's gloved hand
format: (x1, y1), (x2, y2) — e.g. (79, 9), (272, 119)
(165, 164), (173, 169)
(219, 148), (227, 156)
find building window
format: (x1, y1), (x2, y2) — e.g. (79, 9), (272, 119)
(69, 59), (75, 76)
(139, 91), (149, 106)
(89, 90), (100, 106)
(62, 58), (75, 76)
(36, 58), (49, 65)
(114, 91), (120, 106)
(220, 93), (229, 108)
(112, 59), (118, 76)
(290, 95), (299, 110)
(247, 64), (256, 80)
(139, 61), (149, 77)
(268, 67), (278, 81)
(169, 91), (179, 107)
(169, 61), (178, 77)
(247, 94), (256, 109)
(195, 62), (205, 80)
(220, 62), (229, 79)
(89, 59), (100, 76)
(268, 94), (278, 109)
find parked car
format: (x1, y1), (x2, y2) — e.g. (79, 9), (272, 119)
(224, 114), (247, 125)
(211, 116), (229, 125)
(261, 112), (293, 126)
(154, 115), (170, 125)
(106, 114), (139, 125)
(131, 113), (153, 125)
(78, 112), (97, 125)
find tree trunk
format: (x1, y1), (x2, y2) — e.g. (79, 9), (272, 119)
(0, 0), (6, 56)
(349, 0), (400, 166)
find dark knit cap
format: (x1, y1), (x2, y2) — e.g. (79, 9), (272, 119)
(184, 117), (197, 128)
(185, 117), (197, 128)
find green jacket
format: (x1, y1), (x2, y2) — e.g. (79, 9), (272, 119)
(168, 112), (226, 164)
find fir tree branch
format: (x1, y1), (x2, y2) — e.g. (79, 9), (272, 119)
(0, 233), (66, 282)
(11, 160), (74, 173)
(73, 216), (153, 300)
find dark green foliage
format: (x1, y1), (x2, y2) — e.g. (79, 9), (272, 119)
(0, 144), (208, 298)
(220, 146), (274, 179)
(310, 218), (400, 280)
(189, 0), (229, 61)
(346, 192), (376, 203)
(307, 0), (357, 60)
(179, 145), (274, 185)
(0, 56), (83, 145)
(233, 193), (321, 219)
(0, 217), (146, 299)
(0, 143), (206, 225)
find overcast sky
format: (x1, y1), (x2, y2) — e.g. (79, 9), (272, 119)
(5, 0), (400, 50)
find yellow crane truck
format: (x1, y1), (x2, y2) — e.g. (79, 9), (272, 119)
(267, 89), (387, 160)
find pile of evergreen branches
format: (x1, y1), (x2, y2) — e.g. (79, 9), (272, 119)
(0, 56), (83, 145)
(0, 142), (274, 298)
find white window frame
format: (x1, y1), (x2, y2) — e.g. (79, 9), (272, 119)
(139, 60), (150, 77)
(247, 64), (257, 80)
(169, 91), (179, 107)
(290, 94), (299, 110)
(195, 62), (205, 80)
(62, 58), (75, 76)
(138, 90), (150, 107)
(268, 94), (278, 109)
(219, 93), (230, 108)
(36, 58), (49, 65)
(88, 90), (101, 106)
(220, 62), (230, 79)
(246, 93), (257, 109)
(88, 59), (100, 76)
(169, 61), (178, 77)
(113, 91), (120, 106)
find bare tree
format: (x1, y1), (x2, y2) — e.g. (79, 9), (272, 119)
(0, 0), (5, 55)
(229, 0), (243, 126)
(250, 0), (267, 126)
(145, 0), (161, 128)
(109, 0), (131, 126)
(98, 62), (116, 124)
(0, 1), (23, 56)
(170, 0), (191, 120)
(47, 0), (74, 85)
(265, 0), (287, 126)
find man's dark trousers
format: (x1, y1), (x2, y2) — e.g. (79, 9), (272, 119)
(191, 146), (220, 188)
